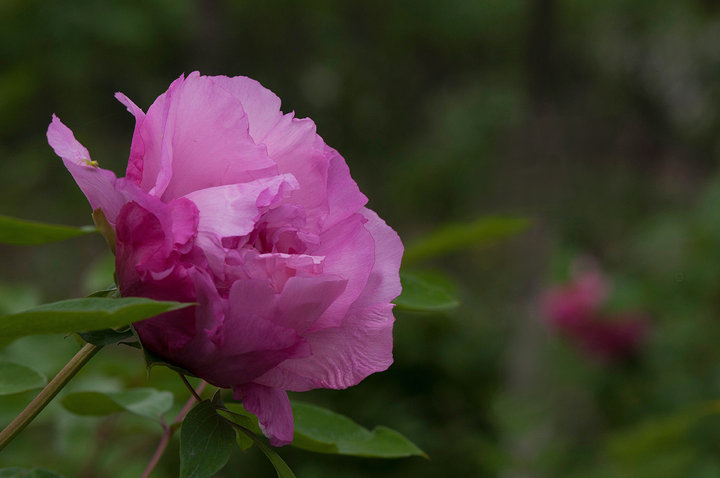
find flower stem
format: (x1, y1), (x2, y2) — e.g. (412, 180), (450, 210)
(0, 342), (101, 452)
(141, 381), (206, 478)
(179, 374), (203, 402)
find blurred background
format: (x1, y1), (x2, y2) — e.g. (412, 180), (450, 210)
(3, 0), (720, 476)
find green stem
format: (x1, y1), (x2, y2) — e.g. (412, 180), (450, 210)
(0, 342), (101, 452)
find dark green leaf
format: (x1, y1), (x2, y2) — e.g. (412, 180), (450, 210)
(605, 409), (703, 464)
(61, 388), (174, 420)
(142, 346), (195, 376)
(235, 426), (296, 478)
(180, 400), (236, 478)
(78, 327), (137, 347)
(395, 270), (459, 311)
(217, 405), (294, 474)
(0, 469), (64, 478)
(0, 297), (193, 340)
(0, 362), (46, 395)
(0, 215), (96, 245)
(0, 468), (64, 478)
(60, 391), (122, 416)
(403, 216), (530, 264)
(291, 401), (426, 458)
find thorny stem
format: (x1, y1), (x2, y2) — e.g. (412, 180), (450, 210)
(140, 380), (207, 478)
(0, 342), (102, 452)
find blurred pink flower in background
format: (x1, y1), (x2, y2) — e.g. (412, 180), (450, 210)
(540, 259), (649, 362)
(47, 72), (402, 446)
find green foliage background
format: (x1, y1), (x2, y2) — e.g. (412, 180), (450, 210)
(3, 0), (720, 476)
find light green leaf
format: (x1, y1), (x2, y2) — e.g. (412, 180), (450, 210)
(395, 270), (459, 311)
(403, 216), (530, 264)
(61, 388), (174, 420)
(0, 214), (96, 245)
(0, 297), (193, 340)
(86, 287), (119, 298)
(0, 468), (64, 478)
(0, 284), (41, 315)
(109, 388), (174, 419)
(0, 362), (46, 395)
(291, 401), (426, 458)
(234, 427), (254, 451)
(219, 403), (261, 433)
(180, 400), (236, 478)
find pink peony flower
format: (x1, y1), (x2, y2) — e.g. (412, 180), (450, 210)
(539, 260), (648, 362)
(47, 72), (402, 446)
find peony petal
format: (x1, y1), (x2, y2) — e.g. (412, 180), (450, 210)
(186, 280), (310, 385)
(116, 201), (199, 354)
(276, 276), (347, 332)
(229, 251), (326, 292)
(263, 114), (329, 228)
(235, 383), (294, 446)
(309, 213), (374, 329)
(256, 303), (395, 392)
(350, 208), (403, 309)
(152, 72), (278, 200)
(47, 115), (125, 223)
(167, 197), (199, 249)
(114, 92), (146, 185)
(212, 75), (283, 142)
(183, 174), (298, 239)
(216, 75), (334, 226)
(47, 114), (92, 162)
(323, 146), (368, 229)
(129, 74), (186, 195)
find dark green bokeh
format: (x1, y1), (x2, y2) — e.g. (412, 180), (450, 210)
(3, 1), (720, 476)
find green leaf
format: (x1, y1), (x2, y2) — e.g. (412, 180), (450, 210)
(395, 270), (459, 311)
(0, 214), (96, 245)
(0, 297), (193, 340)
(60, 391), (122, 416)
(0, 284), (41, 315)
(222, 401), (425, 458)
(403, 216), (530, 264)
(234, 427), (254, 451)
(61, 388), (173, 420)
(236, 427), (296, 478)
(78, 327), (138, 347)
(216, 405), (295, 476)
(180, 400), (236, 478)
(0, 362), (46, 395)
(291, 401), (426, 458)
(142, 346), (195, 376)
(86, 287), (119, 298)
(605, 409), (704, 464)
(219, 403), (262, 433)
(0, 468), (64, 478)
